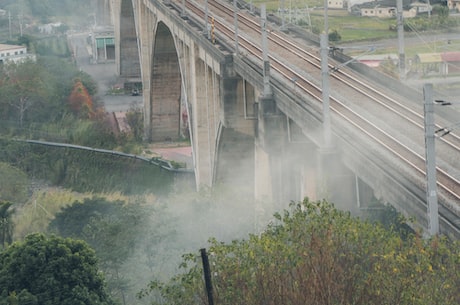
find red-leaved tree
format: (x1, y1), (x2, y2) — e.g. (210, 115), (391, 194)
(68, 79), (94, 118)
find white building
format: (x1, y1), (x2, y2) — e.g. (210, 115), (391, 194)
(328, 0), (345, 9)
(360, 5), (396, 17)
(447, 0), (460, 11)
(0, 44), (35, 64)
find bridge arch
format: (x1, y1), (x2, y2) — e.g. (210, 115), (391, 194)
(149, 21), (183, 142)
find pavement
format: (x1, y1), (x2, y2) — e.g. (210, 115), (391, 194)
(147, 145), (193, 169)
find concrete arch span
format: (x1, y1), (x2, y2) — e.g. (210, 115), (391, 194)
(149, 21), (182, 142)
(113, 0), (331, 202)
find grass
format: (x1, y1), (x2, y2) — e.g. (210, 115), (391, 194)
(253, 0), (460, 46)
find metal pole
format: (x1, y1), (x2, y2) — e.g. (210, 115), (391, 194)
(181, 0), (186, 18)
(324, 0), (328, 35)
(397, 0), (405, 80)
(280, 0), (286, 30)
(423, 83), (439, 236)
(200, 248), (215, 305)
(320, 33), (331, 148)
(8, 11), (12, 39)
(261, 5), (271, 97)
(204, 0), (209, 38)
(233, 0), (239, 54)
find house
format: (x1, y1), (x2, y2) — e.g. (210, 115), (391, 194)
(38, 22), (63, 35)
(353, 0), (423, 18)
(360, 5), (396, 17)
(414, 52), (460, 76)
(409, 2), (433, 14)
(447, 0), (460, 11)
(328, 0), (345, 9)
(0, 44), (35, 64)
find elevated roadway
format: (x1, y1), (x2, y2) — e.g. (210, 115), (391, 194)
(111, 0), (460, 237)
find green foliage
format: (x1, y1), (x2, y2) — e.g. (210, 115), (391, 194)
(0, 163), (28, 204)
(0, 59), (53, 127)
(0, 233), (115, 305)
(48, 196), (175, 304)
(141, 199), (460, 305)
(0, 54), (99, 139)
(0, 139), (175, 196)
(48, 197), (126, 239)
(328, 29), (341, 42)
(33, 36), (70, 58)
(125, 106), (144, 142)
(0, 201), (14, 248)
(362, 198), (414, 239)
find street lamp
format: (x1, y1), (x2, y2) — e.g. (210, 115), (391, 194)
(423, 84), (456, 236)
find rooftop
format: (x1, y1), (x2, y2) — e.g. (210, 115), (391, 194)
(0, 44), (26, 52)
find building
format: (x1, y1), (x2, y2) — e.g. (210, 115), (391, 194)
(90, 26), (115, 64)
(447, 0), (460, 11)
(0, 44), (35, 64)
(354, 0), (424, 18)
(360, 5), (396, 17)
(356, 54), (399, 67)
(414, 52), (460, 76)
(409, 2), (433, 14)
(328, 0), (345, 9)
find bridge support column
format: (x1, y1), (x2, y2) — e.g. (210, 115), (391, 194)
(316, 149), (360, 213)
(190, 54), (220, 189)
(255, 96), (289, 204)
(215, 73), (256, 195)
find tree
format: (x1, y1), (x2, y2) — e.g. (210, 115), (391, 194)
(0, 60), (51, 127)
(329, 29), (341, 42)
(68, 79), (95, 118)
(49, 197), (150, 304)
(0, 201), (14, 248)
(125, 105), (144, 141)
(0, 162), (28, 204)
(141, 199), (460, 305)
(0, 233), (115, 305)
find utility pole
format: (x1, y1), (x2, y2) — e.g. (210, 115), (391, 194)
(280, 0), (286, 31)
(204, 0), (209, 39)
(8, 11), (11, 39)
(423, 83), (439, 236)
(200, 249), (214, 305)
(261, 4), (271, 97)
(321, 0), (331, 148)
(397, 0), (405, 80)
(233, 0), (239, 53)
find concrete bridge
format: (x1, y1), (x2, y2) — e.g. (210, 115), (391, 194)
(107, 0), (460, 237)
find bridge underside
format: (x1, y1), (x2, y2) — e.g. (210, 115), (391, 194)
(150, 22), (182, 142)
(112, 0), (452, 236)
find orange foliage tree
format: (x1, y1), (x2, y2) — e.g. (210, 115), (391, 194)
(68, 79), (94, 118)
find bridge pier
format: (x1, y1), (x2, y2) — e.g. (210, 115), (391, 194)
(117, 0), (141, 87)
(254, 96), (292, 204)
(215, 69), (257, 194)
(316, 148), (363, 214)
(191, 52), (221, 188)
